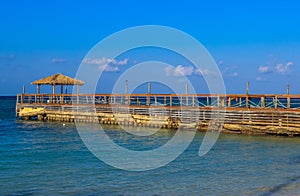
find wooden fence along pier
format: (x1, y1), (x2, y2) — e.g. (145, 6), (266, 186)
(15, 73), (300, 136)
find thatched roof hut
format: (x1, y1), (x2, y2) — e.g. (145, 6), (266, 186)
(31, 73), (84, 86)
(31, 73), (84, 94)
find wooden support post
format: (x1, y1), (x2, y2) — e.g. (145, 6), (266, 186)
(52, 85), (56, 94)
(192, 96), (195, 107)
(52, 85), (56, 103)
(207, 96), (209, 106)
(37, 84), (40, 94)
(146, 82), (151, 105)
(228, 97), (231, 107)
(164, 96), (166, 106)
(76, 85), (79, 104)
(246, 82), (249, 108)
(125, 80), (129, 105)
(185, 83), (188, 94)
(246, 81), (249, 94)
(147, 82), (151, 94)
(170, 96), (172, 107)
(186, 96), (189, 106)
(146, 95), (150, 105)
(60, 85), (63, 103)
(261, 97), (265, 107)
(126, 95), (129, 105)
(287, 83), (290, 108)
(274, 96), (278, 109)
(185, 83), (188, 106)
(37, 84), (41, 103)
(22, 85), (25, 104)
(60, 85), (63, 94)
(217, 96), (220, 107)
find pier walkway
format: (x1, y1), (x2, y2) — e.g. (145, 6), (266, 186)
(15, 93), (300, 136)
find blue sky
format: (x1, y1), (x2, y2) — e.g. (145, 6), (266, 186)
(1, 0), (300, 95)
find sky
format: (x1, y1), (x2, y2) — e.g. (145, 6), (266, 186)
(1, 0), (300, 95)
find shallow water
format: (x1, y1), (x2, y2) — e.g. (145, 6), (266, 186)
(1, 97), (300, 195)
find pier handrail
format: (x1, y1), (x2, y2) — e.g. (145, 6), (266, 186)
(16, 93), (300, 110)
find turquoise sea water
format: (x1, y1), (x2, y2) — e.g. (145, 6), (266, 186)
(1, 96), (300, 195)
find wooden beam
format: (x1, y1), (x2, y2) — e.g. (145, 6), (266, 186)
(261, 97), (265, 107)
(185, 83), (189, 94)
(147, 82), (151, 94)
(37, 84), (40, 94)
(60, 85), (63, 94)
(52, 85), (56, 94)
(246, 82), (249, 108)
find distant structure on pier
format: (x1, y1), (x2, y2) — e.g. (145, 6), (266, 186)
(31, 73), (84, 94)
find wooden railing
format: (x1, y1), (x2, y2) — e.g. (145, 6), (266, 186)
(16, 93), (300, 109)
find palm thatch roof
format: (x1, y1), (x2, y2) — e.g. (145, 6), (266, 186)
(31, 73), (84, 86)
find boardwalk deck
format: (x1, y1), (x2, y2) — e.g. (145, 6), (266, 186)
(16, 93), (300, 136)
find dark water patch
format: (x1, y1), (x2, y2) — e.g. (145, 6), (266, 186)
(103, 125), (176, 151)
(260, 176), (300, 196)
(289, 155), (300, 165)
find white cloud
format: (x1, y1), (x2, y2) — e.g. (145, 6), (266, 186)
(165, 65), (206, 77)
(117, 58), (128, 65)
(174, 65), (194, 76)
(256, 76), (266, 81)
(258, 57), (294, 75)
(231, 72), (238, 77)
(194, 68), (210, 76)
(98, 65), (120, 72)
(83, 57), (129, 66)
(258, 66), (272, 74)
(275, 64), (285, 74)
(51, 58), (66, 63)
(165, 65), (193, 77)
(165, 66), (173, 76)
(83, 57), (129, 72)
(275, 62), (293, 74)
(287, 62), (294, 67)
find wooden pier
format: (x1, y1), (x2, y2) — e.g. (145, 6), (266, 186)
(16, 93), (300, 136)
